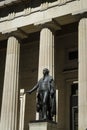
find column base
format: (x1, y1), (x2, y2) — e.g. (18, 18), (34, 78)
(29, 120), (57, 130)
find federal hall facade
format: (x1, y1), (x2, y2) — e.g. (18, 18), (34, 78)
(0, 0), (87, 130)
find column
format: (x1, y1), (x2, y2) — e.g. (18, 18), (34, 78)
(78, 18), (87, 130)
(38, 27), (54, 80)
(36, 27), (55, 120)
(0, 36), (20, 130)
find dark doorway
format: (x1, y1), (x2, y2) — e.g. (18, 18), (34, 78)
(70, 83), (78, 130)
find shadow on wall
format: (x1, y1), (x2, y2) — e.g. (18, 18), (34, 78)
(0, 49), (6, 118)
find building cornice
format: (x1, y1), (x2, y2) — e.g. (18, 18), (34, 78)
(0, 0), (21, 7)
(0, 0), (76, 8)
(0, 0), (79, 22)
(0, 0), (85, 34)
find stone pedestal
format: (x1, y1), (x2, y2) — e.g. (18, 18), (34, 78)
(29, 121), (57, 130)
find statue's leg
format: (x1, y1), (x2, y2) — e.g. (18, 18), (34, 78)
(42, 91), (49, 120)
(37, 92), (43, 120)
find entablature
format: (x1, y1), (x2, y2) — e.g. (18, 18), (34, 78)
(0, 0), (77, 8)
(0, 0), (86, 42)
(0, 0), (79, 18)
(0, 0), (24, 7)
(0, 0), (80, 24)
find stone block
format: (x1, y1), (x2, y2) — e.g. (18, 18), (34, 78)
(29, 121), (57, 130)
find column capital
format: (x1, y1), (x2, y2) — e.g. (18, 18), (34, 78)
(34, 19), (61, 33)
(1, 27), (22, 43)
(40, 24), (55, 34)
(79, 17), (87, 24)
(4, 31), (22, 43)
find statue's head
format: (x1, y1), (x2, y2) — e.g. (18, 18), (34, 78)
(43, 68), (49, 75)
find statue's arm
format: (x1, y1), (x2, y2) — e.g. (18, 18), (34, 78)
(25, 83), (39, 94)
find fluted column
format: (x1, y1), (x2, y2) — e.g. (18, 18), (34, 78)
(78, 18), (87, 130)
(38, 27), (54, 80)
(0, 36), (20, 130)
(36, 27), (54, 120)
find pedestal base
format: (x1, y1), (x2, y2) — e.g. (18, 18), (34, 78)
(29, 121), (57, 130)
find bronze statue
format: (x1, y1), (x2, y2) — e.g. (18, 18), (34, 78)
(26, 68), (56, 121)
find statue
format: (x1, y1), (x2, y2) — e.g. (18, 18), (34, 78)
(25, 68), (56, 121)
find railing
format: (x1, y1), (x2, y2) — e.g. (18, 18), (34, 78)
(19, 89), (26, 130)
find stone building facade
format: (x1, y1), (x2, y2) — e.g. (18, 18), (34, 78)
(0, 0), (87, 130)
